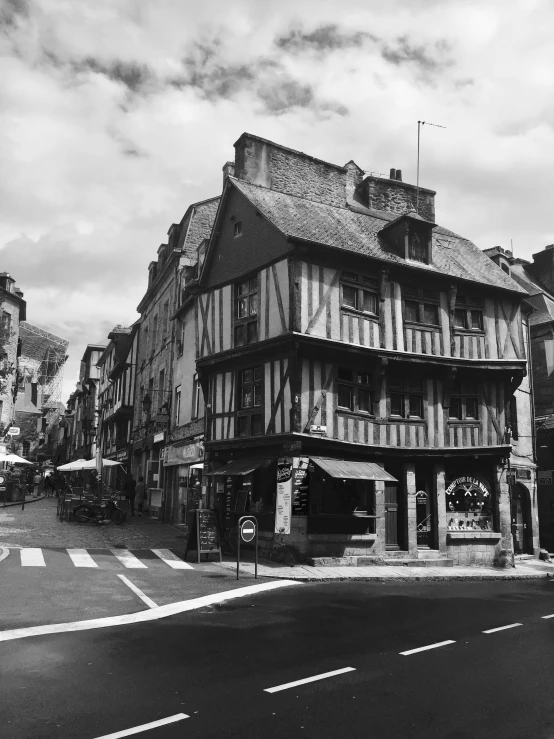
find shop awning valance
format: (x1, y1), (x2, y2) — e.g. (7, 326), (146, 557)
(207, 459), (269, 476)
(310, 458), (398, 482)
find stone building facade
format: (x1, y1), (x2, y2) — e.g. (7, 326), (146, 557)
(0, 272), (26, 433)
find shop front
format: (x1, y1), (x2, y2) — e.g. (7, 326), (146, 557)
(163, 439), (204, 526)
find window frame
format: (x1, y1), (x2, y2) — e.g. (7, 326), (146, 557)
(453, 295), (484, 333)
(233, 276), (259, 348)
(448, 379), (480, 421)
(233, 221), (243, 238)
(340, 273), (379, 318)
(236, 366), (263, 437)
(336, 367), (375, 416)
(174, 386), (181, 425)
(389, 376), (425, 419)
(402, 285), (440, 327)
(192, 373), (200, 420)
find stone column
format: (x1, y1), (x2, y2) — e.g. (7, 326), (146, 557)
(404, 463), (417, 555)
(374, 480), (386, 556)
(494, 463), (514, 566)
(434, 463), (447, 554)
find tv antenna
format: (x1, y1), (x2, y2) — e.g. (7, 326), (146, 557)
(416, 120), (445, 214)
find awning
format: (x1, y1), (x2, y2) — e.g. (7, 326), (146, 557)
(310, 457), (398, 482)
(190, 463), (204, 470)
(207, 459), (269, 476)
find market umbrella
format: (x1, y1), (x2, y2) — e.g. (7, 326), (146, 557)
(0, 453), (33, 465)
(56, 459), (88, 471)
(57, 458), (122, 471)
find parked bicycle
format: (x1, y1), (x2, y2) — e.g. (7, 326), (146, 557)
(73, 494), (125, 525)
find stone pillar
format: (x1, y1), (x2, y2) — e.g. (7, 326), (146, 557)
(374, 480), (386, 556)
(404, 463), (417, 555)
(434, 463), (447, 554)
(494, 463), (514, 566)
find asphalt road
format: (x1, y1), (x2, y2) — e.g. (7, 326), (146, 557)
(2, 579), (554, 739)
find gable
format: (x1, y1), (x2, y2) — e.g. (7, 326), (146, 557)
(201, 185), (293, 289)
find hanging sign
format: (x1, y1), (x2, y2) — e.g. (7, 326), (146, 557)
(275, 458), (292, 534)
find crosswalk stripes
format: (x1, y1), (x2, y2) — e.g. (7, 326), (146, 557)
(11, 548), (194, 571)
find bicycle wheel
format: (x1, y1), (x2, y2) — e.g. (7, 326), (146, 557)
(74, 505), (94, 524)
(110, 508), (125, 525)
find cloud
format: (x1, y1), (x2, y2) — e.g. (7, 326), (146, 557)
(275, 23), (377, 52)
(0, 0), (29, 28)
(382, 36), (454, 73)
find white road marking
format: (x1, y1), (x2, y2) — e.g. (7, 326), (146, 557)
(0, 580), (302, 642)
(400, 640), (456, 656)
(541, 614), (554, 619)
(117, 574), (158, 609)
(110, 549), (147, 569)
(20, 548), (45, 567)
(482, 623), (522, 634)
(151, 548), (193, 569)
(264, 667), (356, 693)
(93, 712), (189, 738)
(67, 549), (98, 568)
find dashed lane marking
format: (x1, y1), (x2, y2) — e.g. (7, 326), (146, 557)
(151, 548), (194, 569)
(67, 549), (98, 568)
(400, 640), (456, 656)
(264, 667), (356, 693)
(110, 549), (147, 569)
(93, 712), (189, 738)
(20, 548), (45, 567)
(541, 614), (554, 619)
(482, 623), (522, 634)
(117, 574), (157, 609)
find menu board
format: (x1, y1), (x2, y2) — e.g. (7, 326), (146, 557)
(185, 509), (222, 563)
(224, 475), (235, 527)
(292, 461), (309, 515)
(275, 459), (292, 534)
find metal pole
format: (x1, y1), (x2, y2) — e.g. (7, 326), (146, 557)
(254, 522), (258, 579)
(416, 120), (421, 213)
(236, 522), (240, 580)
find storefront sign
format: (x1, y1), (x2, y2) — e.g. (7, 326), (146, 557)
(446, 476), (490, 497)
(516, 469), (532, 481)
(538, 471), (553, 486)
(275, 458), (292, 534)
(164, 441), (204, 467)
(292, 457), (309, 515)
(153, 432), (165, 444)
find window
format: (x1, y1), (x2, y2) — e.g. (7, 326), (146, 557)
(408, 229), (428, 263)
(142, 325), (149, 357)
(175, 386), (181, 425)
(389, 377), (424, 418)
(234, 221), (242, 237)
(234, 278), (258, 347)
(192, 373), (200, 419)
(163, 301), (169, 336)
(337, 367), (374, 414)
(446, 478), (493, 531)
(1, 311), (11, 335)
(152, 315), (158, 351)
(449, 378), (479, 420)
(403, 286), (440, 326)
(237, 367), (263, 437)
(454, 295), (484, 332)
(340, 273), (378, 316)
(158, 369), (165, 411)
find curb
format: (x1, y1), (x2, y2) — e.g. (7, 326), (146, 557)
(1, 495), (46, 508)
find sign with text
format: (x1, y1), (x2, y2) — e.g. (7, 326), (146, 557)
(275, 458), (292, 534)
(538, 471), (553, 486)
(185, 509), (222, 563)
(292, 457), (309, 515)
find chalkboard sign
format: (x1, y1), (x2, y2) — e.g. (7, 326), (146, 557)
(185, 508), (222, 563)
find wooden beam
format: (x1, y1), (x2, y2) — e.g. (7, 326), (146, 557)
(304, 270), (340, 335)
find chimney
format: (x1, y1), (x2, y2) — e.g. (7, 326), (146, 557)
(395, 169), (402, 182)
(361, 173), (435, 221)
(528, 245), (554, 295)
(222, 161), (235, 183)
(0, 272), (15, 293)
(14, 287), (24, 298)
(390, 168), (397, 179)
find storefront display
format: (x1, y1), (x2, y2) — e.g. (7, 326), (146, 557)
(445, 476), (493, 531)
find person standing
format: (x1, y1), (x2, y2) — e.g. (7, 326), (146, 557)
(124, 474), (137, 517)
(33, 470), (42, 498)
(135, 477), (146, 516)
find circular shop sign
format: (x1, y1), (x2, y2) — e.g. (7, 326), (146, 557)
(240, 519), (256, 543)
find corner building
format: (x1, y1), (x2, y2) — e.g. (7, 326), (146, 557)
(196, 133), (538, 566)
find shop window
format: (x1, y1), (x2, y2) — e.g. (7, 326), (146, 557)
(446, 476), (493, 531)
(453, 295), (484, 331)
(237, 366), (263, 437)
(234, 277), (258, 347)
(390, 377), (424, 418)
(403, 286), (440, 326)
(449, 379), (479, 420)
(340, 273), (378, 316)
(337, 367), (373, 415)
(316, 475), (376, 525)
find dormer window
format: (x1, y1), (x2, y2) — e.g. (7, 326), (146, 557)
(379, 211), (436, 265)
(234, 221), (242, 237)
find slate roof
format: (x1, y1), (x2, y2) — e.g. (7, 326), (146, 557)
(231, 178), (526, 295)
(180, 197), (220, 260)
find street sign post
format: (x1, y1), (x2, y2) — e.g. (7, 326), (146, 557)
(236, 515), (258, 581)
(7, 428), (20, 436)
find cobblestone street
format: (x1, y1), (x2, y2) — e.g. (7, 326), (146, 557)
(0, 497), (187, 550)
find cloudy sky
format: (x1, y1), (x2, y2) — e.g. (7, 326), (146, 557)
(1, 0), (553, 401)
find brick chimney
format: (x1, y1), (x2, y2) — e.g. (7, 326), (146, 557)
(528, 244), (554, 294)
(359, 172), (436, 221)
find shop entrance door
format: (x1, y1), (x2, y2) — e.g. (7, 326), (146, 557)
(416, 486), (433, 548)
(511, 485), (529, 554)
(385, 482), (399, 549)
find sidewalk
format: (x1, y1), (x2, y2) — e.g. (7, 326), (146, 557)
(218, 553), (554, 582)
(2, 494), (46, 509)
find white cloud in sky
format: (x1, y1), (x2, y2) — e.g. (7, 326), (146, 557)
(1, 0), (553, 400)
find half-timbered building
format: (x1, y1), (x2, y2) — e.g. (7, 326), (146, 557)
(193, 133), (538, 566)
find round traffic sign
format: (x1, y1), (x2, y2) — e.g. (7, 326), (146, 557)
(240, 519), (256, 543)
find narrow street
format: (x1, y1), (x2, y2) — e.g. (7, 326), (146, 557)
(1, 579), (554, 739)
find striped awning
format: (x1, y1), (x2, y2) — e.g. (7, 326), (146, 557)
(310, 457), (397, 482)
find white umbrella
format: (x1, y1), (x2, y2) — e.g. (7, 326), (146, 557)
(56, 458), (88, 471)
(0, 453), (33, 465)
(57, 458), (122, 471)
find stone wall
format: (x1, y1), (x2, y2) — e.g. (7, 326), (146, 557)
(361, 176), (436, 222)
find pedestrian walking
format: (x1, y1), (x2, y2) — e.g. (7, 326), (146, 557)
(33, 471), (42, 498)
(135, 477), (146, 516)
(124, 474), (137, 517)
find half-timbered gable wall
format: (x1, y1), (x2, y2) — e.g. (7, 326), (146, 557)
(206, 355), (292, 442)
